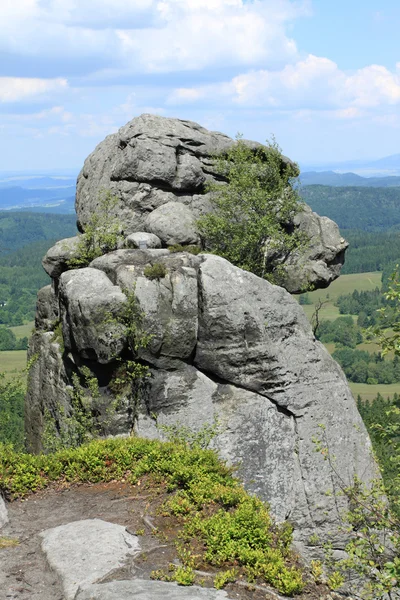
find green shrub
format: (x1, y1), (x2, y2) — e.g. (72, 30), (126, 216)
(143, 263), (167, 280)
(196, 135), (306, 282)
(68, 190), (123, 268)
(168, 244), (202, 255)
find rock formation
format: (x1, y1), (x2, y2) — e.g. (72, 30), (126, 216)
(26, 115), (376, 564)
(75, 114), (347, 294)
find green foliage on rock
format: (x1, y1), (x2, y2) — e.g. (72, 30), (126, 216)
(197, 136), (306, 281)
(143, 262), (167, 280)
(313, 425), (400, 598)
(168, 244), (202, 255)
(68, 190), (123, 268)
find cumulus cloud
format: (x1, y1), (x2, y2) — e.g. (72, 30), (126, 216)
(0, 77), (67, 102)
(167, 56), (400, 115)
(0, 0), (309, 74)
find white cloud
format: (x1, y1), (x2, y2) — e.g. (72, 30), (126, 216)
(0, 77), (68, 102)
(0, 0), (309, 73)
(167, 55), (400, 115)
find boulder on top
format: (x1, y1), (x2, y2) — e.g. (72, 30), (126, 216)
(75, 113), (347, 293)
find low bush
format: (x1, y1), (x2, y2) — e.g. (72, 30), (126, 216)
(143, 263), (167, 280)
(168, 244), (202, 255)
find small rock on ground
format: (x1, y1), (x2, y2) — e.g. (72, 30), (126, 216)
(40, 519), (140, 600)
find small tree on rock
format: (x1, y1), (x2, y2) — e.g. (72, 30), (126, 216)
(197, 136), (306, 282)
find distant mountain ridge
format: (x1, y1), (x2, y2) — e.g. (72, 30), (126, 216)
(300, 171), (400, 187)
(300, 153), (400, 177)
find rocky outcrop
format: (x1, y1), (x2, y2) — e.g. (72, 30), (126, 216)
(75, 114), (348, 293)
(26, 114), (374, 568)
(76, 581), (229, 600)
(27, 248), (377, 556)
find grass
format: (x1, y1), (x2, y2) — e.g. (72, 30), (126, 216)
(299, 271), (382, 322)
(0, 350), (27, 375)
(10, 322), (34, 340)
(349, 382), (400, 402)
(0, 536), (19, 549)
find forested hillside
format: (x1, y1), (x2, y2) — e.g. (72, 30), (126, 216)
(301, 185), (400, 231)
(0, 213), (77, 327)
(0, 212), (77, 253)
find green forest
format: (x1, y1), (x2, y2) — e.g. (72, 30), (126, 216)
(0, 213), (77, 329)
(301, 185), (400, 231)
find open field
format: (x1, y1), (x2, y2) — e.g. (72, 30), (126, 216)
(0, 350), (27, 379)
(298, 271), (400, 401)
(10, 322), (34, 340)
(299, 271), (382, 322)
(349, 382), (400, 402)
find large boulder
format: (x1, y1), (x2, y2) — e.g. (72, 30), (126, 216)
(26, 249), (377, 556)
(75, 114), (347, 293)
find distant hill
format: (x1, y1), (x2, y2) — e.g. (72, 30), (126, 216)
(300, 171), (400, 187)
(0, 211), (77, 254)
(0, 186), (76, 211)
(0, 176), (76, 189)
(300, 185), (400, 232)
(300, 153), (400, 177)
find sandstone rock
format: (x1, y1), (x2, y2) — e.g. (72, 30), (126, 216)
(26, 251), (377, 550)
(59, 268), (127, 363)
(25, 331), (71, 454)
(42, 236), (81, 278)
(0, 494), (8, 529)
(40, 519), (140, 600)
(145, 202), (199, 246)
(35, 284), (59, 331)
(75, 113), (347, 292)
(124, 232), (162, 249)
(281, 205), (348, 293)
(75, 580), (229, 600)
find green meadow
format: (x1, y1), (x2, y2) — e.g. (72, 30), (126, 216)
(300, 271), (382, 322)
(10, 322), (34, 340)
(298, 271), (400, 401)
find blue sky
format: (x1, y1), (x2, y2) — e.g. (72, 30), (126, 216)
(0, 0), (399, 170)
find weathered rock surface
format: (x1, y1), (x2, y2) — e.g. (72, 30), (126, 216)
(35, 284), (58, 331)
(0, 494), (8, 529)
(40, 519), (140, 600)
(75, 113), (347, 293)
(75, 580), (229, 600)
(42, 235), (81, 278)
(59, 268), (127, 363)
(27, 249), (377, 555)
(145, 202), (199, 245)
(124, 231), (162, 249)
